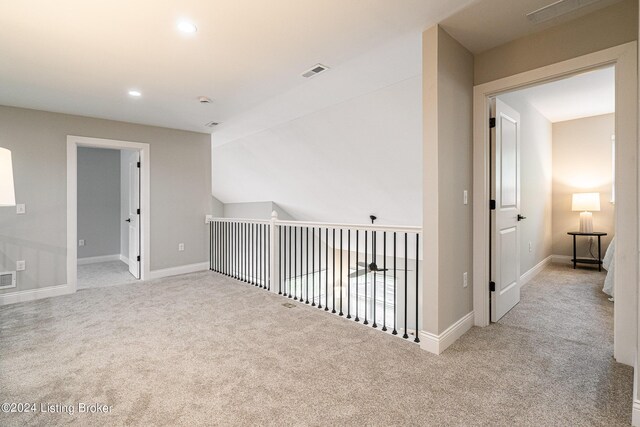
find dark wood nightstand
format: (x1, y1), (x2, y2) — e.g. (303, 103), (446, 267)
(567, 231), (607, 271)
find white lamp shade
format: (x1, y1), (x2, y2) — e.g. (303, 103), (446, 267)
(0, 147), (16, 207)
(572, 192), (600, 212)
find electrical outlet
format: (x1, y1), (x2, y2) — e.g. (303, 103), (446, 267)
(16, 260), (25, 271)
(79, 239), (85, 247)
(463, 272), (468, 288)
(463, 190), (468, 205)
(178, 243), (185, 251)
(205, 215), (214, 224)
(16, 204), (25, 214)
(529, 241), (532, 253)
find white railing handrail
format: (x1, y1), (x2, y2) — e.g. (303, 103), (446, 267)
(210, 217), (270, 224)
(210, 216), (422, 234)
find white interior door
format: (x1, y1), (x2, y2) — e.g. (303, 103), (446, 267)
(127, 153), (140, 278)
(491, 98), (521, 322)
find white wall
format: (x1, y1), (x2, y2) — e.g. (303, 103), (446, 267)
(212, 75), (422, 226)
(498, 92), (553, 275)
(77, 147), (121, 259)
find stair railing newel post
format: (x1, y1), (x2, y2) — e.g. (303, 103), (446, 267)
(269, 210), (279, 294)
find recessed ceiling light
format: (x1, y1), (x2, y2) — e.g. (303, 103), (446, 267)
(177, 21), (197, 34)
(128, 90), (142, 97)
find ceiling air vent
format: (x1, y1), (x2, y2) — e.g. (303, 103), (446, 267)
(302, 64), (330, 78)
(526, 0), (601, 24)
(205, 121), (219, 128)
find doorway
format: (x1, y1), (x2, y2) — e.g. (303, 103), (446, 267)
(489, 66), (615, 322)
(472, 42), (637, 365)
(75, 147), (140, 289)
(67, 136), (151, 293)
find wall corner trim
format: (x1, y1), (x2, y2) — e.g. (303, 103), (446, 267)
(0, 284), (72, 306)
(146, 262), (209, 281)
(520, 255), (552, 288)
(419, 311), (474, 355)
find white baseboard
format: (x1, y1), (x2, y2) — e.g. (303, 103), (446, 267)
(119, 254), (130, 266)
(551, 254), (573, 265)
(520, 255), (552, 288)
(0, 284), (72, 306)
(419, 311), (474, 355)
(77, 254), (122, 265)
(147, 262), (210, 280)
(632, 400), (640, 426)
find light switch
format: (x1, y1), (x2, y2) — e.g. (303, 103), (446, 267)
(178, 243), (185, 251)
(16, 204), (25, 214)
(79, 239), (85, 247)
(16, 260), (25, 271)
(463, 191), (468, 205)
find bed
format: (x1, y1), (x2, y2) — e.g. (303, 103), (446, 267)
(602, 236), (615, 299)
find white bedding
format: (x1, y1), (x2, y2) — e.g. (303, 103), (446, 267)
(603, 236), (615, 298)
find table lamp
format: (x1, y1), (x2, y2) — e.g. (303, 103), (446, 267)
(0, 148), (15, 207)
(572, 192), (600, 233)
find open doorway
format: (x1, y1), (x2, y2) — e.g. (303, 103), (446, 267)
(76, 147), (140, 289)
(488, 66), (615, 351)
(473, 42), (637, 365)
(67, 136), (151, 293)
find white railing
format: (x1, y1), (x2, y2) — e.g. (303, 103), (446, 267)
(209, 212), (422, 342)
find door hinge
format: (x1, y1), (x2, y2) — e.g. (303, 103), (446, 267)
(489, 118), (496, 128)
(137, 161), (141, 168)
(490, 199), (496, 210)
(489, 281), (496, 292)
(137, 255), (141, 262)
(137, 208), (140, 214)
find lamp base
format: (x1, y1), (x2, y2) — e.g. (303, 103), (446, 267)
(579, 211), (593, 233)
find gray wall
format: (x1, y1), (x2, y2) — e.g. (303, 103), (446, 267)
(498, 93), (553, 275)
(77, 147), (121, 258)
(423, 26), (474, 335)
(474, 0), (637, 85)
(0, 105), (212, 293)
(211, 195), (224, 218)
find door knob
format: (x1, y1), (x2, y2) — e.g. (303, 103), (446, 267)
(517, 214), (526, 221)
(125, 218), (131, 223)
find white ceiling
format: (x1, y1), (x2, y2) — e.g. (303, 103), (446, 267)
(0, 0), (474, 134)
(504, 66), (615, 123)
(440, 0), (625, 53)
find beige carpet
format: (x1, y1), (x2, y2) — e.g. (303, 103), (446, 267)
(0, 263), (632, 426)
(77, 260), (137, 290)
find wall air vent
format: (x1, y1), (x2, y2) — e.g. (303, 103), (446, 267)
(0, 271), (16, 290)
(526, 0), (601, 24)
(205, 121), (219, 128)
(302, 64), (330, 78)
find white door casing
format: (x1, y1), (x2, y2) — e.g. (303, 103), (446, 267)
(490, 98), (521, 322)
(128, 153), (140, 278)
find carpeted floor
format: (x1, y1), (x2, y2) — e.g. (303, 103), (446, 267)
(0, 263), (632, 426)
(77, 261), (138, 290)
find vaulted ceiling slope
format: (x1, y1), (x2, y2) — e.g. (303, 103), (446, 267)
(0, 0), (473, 134)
